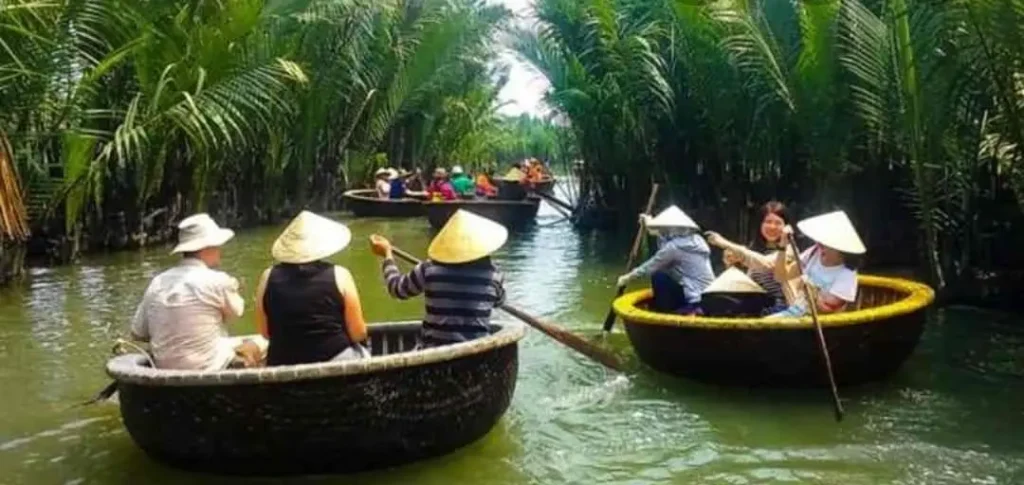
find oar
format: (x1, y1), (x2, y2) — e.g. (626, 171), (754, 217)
(602, 183), (660, 332)
(789, 234), (844, 422)
(389, 246), (626, 372)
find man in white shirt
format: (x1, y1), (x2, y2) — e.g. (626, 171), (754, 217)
(130, 214), (263, 370)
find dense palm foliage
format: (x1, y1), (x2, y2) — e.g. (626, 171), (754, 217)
(1, 0), (511, 256)
(518, 0), (1024, 289)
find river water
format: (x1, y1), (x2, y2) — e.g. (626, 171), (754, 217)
(1, 201), (1023, 484)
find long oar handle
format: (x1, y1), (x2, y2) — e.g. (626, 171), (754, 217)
(602, 183), (660, 332)
(388, 246), (626, 372)
(789, 234), (844, 422)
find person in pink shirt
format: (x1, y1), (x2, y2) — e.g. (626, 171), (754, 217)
(427, 168), (457, 201)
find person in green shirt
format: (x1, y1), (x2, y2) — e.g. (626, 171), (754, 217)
(449, 165), (475, 198)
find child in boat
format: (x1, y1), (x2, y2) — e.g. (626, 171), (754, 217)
(616, 206), (715, 314)
(370, 210), (507, 347)
(765, 210), (865, 318)
(255, 211), (370, 365)
(705, 200), (795, 314)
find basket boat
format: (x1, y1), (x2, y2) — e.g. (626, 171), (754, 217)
(423, 197), (541, 230)
(612, 275), (935, 387)
(106, 321), (525, 476)
(342, 189), (425, 218)
(495, 176), (555, 200)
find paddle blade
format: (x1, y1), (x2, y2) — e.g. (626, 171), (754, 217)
(601, 286), (627, 332)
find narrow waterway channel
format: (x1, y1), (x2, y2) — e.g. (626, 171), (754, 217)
(1, 202), (1023, 484)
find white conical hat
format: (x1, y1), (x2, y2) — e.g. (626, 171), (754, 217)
(428, 210), (508, 264)
(646, 205), (699, 230)
(702, 267), (766, 294)
(797, 210), (866, 254)
(171, 213), (235, 254)
(272, 211), (352, 264)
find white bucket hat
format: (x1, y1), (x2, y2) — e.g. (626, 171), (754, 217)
(451, 165), (464, 175)
(171, 214), (234, 254)
(428, 210), (508, 264)
(703, 267), (766, 294)
(797, 210), (866, 255)
(646, 205), (699, 230)
(387, 168), (399, 180)
(272, 211), (352, 264)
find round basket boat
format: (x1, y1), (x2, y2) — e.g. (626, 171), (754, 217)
(342, 189), (425, 218)
(106, 321), (525, 476)
(424, 197), (541, 230)
(495, 176), (555, 200)
(612, 275), (935, 387)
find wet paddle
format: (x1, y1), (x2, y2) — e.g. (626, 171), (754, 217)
(788, 234), (844, 422)
(602, 183), (660, 332)
(389, 246), (627, 372)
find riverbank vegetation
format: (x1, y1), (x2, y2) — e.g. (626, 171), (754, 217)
(1, 0), (514, 261)
(517, 0), (1024, 300)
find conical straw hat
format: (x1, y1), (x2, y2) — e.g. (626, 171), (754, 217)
(646, 205), (699, 230)
(797, 210), (866, 254)
(272, 211), (352, 264)
(428, 210), (508, 264)
(502, 167), (525, 181)
(702, 267), (766, 294)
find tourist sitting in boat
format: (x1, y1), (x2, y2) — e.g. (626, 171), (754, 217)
(700, 267), (773, 317)
(130, 214), (265, 370)
(704, 200), (795, 314)
(766, 210), (866, 319)
(450, 165), (476, 198)
(615, 206), (715, 315)
(475, 170), (498, 197)
(388, 168), (426, 199)
(525, 158), (545, 184)
(370, 209), (507, 347)
(375, 168), (393, 198)
(427, 168), (458, 201)
(255, 211), (370, 365)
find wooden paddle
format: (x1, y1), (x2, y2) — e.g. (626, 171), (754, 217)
(602, 183), (660, 332)
(788, 234), (844, 422)
(389, 246), (626, 372)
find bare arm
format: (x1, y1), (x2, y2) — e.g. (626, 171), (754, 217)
(335, 266), (368, 343)
(254, 268), (271, 338)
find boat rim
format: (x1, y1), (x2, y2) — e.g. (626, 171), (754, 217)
(342, 188), (424, 204)
(613, 274), (934, 330)
(106, 320), (526, 387)
(422, 197), (540, 207)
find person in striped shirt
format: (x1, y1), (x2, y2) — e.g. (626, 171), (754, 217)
(369, 209), (508, 347)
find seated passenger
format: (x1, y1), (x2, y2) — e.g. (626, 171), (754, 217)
(699, 267), (773, 318)
(450, 165), (476, 198)
(130, 214), (264, 370)
(616, 206), (715, 315)
(370, 210), (507, 347)
(705, 200), (795, 314)
(475, 171), (498, 197)
(427, 168), (458, 201)
(256, 211), (370, 366)
(374, 168), (392, 198)
(766, 210), (865, 319)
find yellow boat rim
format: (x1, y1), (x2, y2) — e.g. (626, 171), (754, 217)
(613, 274), (935, 330)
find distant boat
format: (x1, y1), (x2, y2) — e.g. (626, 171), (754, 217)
(423, 197), (541, 230)
(342, 189), (425, 218)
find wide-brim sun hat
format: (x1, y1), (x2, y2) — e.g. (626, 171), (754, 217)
(171, 213), (235, 254)
(646, 205), (699, 230)
(375, 168), (390, 178)
(702, 267), (766, 294)
(272, 211), (353, 264)
(427, 209), (508, 264)
(797, 210), (866, 255)
(387, 168), (400, 180)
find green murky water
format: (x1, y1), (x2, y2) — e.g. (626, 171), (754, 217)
(2, 201), (1024, 484)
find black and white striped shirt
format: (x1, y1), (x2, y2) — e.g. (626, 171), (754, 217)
(381, 258), (505, 344)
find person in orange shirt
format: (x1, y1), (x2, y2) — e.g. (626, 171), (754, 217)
(475, 171), (498, 197)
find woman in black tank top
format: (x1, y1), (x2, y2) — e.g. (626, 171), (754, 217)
(255, 212), (369, 366)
